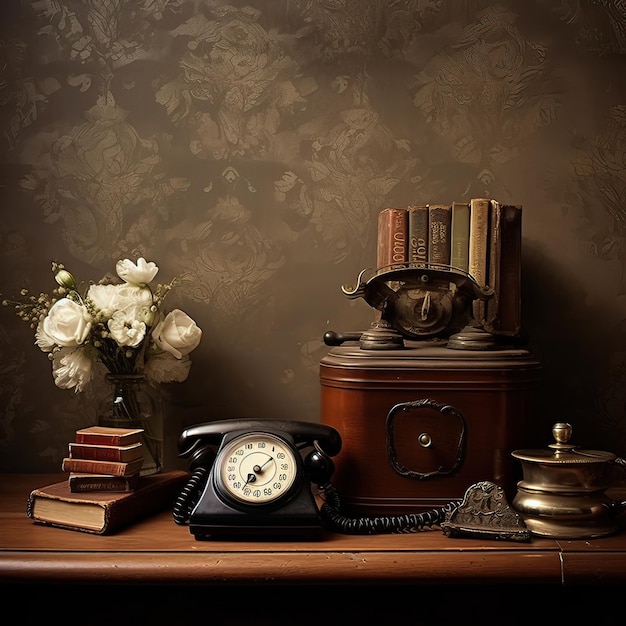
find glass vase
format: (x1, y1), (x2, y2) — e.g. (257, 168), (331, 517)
(97, 373), (163, 476)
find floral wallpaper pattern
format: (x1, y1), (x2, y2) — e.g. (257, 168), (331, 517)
(1, 0), (625, 471)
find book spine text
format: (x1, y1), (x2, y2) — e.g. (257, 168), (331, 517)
(377, 207), (408, 270)
(428, 204), (452, 268)
(408, 205), (429, 265)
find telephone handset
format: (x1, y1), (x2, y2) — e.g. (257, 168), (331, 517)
(173, 418), (459, 540)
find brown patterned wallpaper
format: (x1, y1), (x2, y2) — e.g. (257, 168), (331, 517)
(1, 0), (625, 472)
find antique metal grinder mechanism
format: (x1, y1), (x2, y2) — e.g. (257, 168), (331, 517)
(325, 265), (494, 350)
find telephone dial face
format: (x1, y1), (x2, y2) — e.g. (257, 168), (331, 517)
(214, 431), (300, 506)
(174, 419), (341, 540)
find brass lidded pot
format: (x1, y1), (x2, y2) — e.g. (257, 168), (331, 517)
(511, 422), (626, 539)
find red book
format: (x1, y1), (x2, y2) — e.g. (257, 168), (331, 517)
(75, 426), (143, 447)
(69, 442), (143, 463)
(27, 470), (189, 534)
(377, 207), (408, 270)
(62, 456), (144, 477)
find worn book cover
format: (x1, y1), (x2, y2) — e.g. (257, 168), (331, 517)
(75, 426), (143, 447)
(450, 201), (470, 273)
(377, 207), (408, 270)
(27, 470), (189, 534)
(407, 204), (429, 266)
(485, 201), (522, 336)
(427, 204), (451, 268)
(68, 441), (143, 463)
(68, 472), (141, 493)
(62, 456), (144, 477)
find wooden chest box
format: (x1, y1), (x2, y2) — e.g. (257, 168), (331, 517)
(320, 341), (541, 514)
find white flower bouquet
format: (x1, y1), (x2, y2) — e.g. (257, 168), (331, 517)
(3, 258), (202, 392)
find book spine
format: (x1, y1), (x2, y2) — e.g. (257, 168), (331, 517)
(377, 207), (408, 270)
(427, 204), (451, 268)
(450, 201), (470, 273)
(468, 197), (491, 323)
(69, 475), (139, 493)
(75, 434), (127, 446)
(485, 201), (522, 335)
(69, 444), (142, 463)
(408, 205), (429, 266)
(62, 457), (142, 477)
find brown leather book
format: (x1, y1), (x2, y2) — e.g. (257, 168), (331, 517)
(27, 470), (189, 534)
(376, 207), (408, 270)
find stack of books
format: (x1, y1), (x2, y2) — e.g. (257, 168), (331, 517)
(61, 426), (145, 493)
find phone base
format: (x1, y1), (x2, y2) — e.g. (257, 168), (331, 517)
(189, 477), (325, 541)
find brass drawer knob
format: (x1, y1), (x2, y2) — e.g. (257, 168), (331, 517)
(418, 432), (432, 448)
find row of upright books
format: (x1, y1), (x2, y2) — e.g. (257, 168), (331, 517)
(62, 426), (145, 493)
(376, 198), (522, 335)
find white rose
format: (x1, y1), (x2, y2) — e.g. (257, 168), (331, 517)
(88, 283), (153, 319)
(107, 307), (147, 347)
(35, 319), (56, 352)
(42, 299), (91, 348)
(151, 309), (202, 359)
(116, 257), (158, 285)
(52, 347), (93, 392)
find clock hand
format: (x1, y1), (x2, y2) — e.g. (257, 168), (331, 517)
(253, 456), (275, 474)
(243, 473), (257, 487)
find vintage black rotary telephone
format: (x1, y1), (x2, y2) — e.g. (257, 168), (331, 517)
(173, 419), (341, 540)
(172, 418), (527, 541)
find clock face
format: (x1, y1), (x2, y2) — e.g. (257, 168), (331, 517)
(215, 432), (300, 506)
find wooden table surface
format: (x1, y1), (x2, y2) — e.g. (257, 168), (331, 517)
(2, 474), (626, 587)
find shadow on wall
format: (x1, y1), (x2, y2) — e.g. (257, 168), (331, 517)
(522, 239), (626, 457)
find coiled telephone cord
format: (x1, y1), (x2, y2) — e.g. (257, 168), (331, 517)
(172, 466), (209, 525)
(319, 483), (461, 534)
